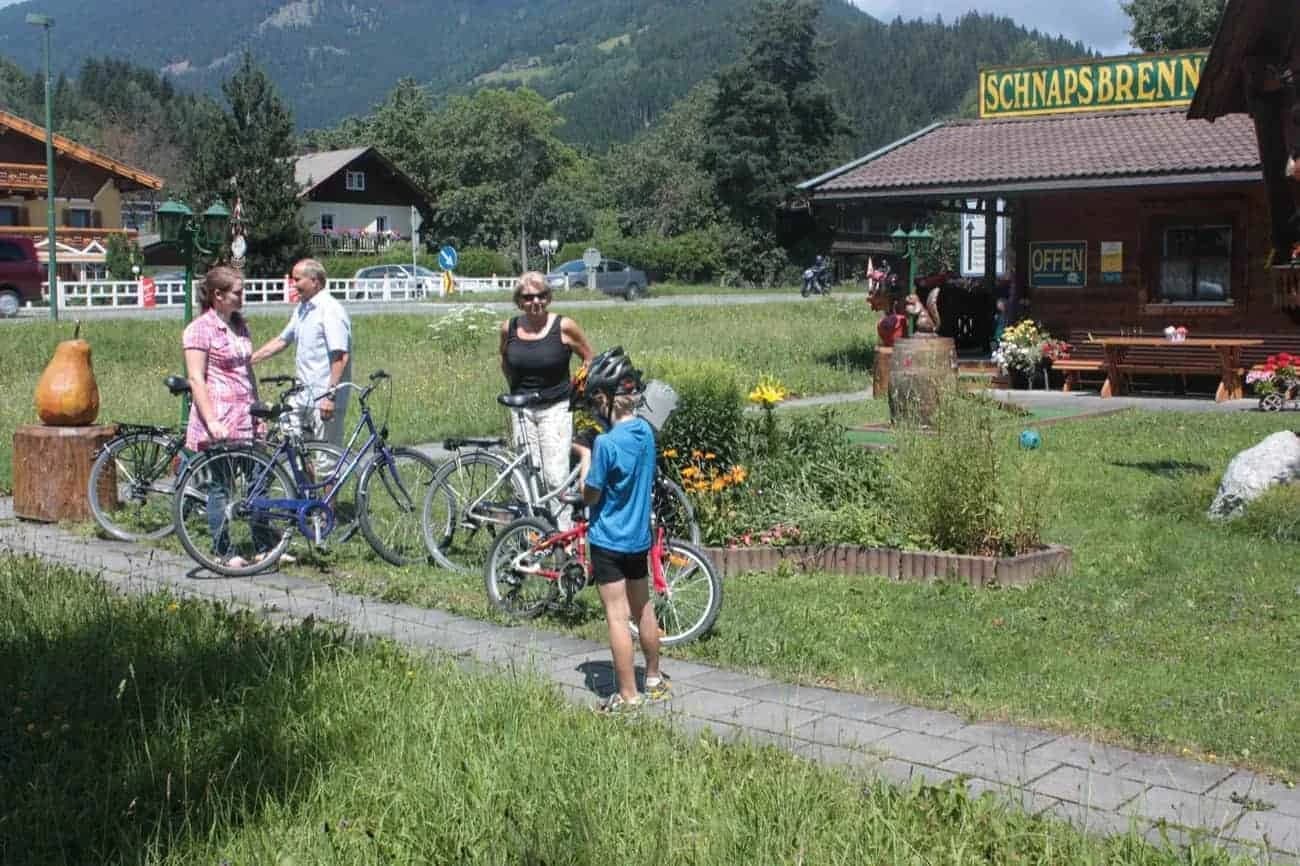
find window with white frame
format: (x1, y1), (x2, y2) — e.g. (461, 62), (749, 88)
(1158, 224), (1231, 302)
(345, 170), (366, 191)
(320, 213), (334, 232)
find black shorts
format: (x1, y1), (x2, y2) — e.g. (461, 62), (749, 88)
(589, 543), (649, 585)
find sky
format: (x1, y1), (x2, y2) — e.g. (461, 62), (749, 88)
(852, 0), (1134, 57)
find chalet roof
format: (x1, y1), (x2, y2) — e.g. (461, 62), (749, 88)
(0, 110), (163, 191)
(800, 109), (1262, 200)
(294, 147), (369, 194)
(1188, 0), (1299, 120)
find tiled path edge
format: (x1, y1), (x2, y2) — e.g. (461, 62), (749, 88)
(0, 505), (1295, 863)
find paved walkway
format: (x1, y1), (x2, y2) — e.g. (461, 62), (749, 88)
(0, 503), (1295, 862)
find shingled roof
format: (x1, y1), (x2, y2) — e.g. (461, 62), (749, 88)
(801, 109), (1261, 199)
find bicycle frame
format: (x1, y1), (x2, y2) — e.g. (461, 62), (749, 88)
(507, 520), (671, 596)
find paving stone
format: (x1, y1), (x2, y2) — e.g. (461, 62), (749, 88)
(670, 714), (745, 744)
(468, 641), (561, 671)
(1225, 809), (1300, 856)
(941, 744), (1061, 787)
(1044, 800), (1149, 840)
(1026, 737), (1145, 775)
(668, 688), (756, 721)
(1117, 755), (1236, 795)
(874, 730), (975, 765)
(793, 716), (896, 749)
(653, 658), (721, 683)
(719, 700), (824, 734)
(949, 721), (1058, 752)
(793, 742), (884, 777)
(1030, 765), (1148, 811)
(965, 778), (1063, 815)
(497, 631), (599, 657)
(692, 670), (775, 694)
(873, 758), (958, 789)
(1210, 773), (1300, 818)
(1123, 786), (1243, 832)
(876, 706), (968, 736)
(248, 573), (324, 592)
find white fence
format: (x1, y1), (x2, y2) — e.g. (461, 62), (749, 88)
(41, 274), (533, 311)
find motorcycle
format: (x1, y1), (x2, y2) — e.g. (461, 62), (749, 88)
(801, 259), (832, 297)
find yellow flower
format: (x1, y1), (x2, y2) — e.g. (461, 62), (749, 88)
(710, 477), (726, 492)
(747, 376), (790, 407)
(730, 466), (748, 484)
(691, 449), (704, 459)
(681, 466), (699, 478)
(662, 448), (678, 459)
(166, 602), (180, 613)
(704, 452), (716, 460)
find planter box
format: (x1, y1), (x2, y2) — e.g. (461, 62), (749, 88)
(702, 543), (1071, 587)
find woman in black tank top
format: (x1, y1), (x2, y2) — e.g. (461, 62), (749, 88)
(498, 272), (594, 512)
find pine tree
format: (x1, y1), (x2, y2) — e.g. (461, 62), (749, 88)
(186, 53), (308, 276)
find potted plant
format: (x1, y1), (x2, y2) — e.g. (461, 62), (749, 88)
(1247, 352), (1299, 411)
(993, 320), (1069, 389)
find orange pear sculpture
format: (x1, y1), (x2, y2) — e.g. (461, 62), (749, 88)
(34, 322), (100, 426)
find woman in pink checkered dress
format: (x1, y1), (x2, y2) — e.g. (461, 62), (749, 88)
(182, 266), (258, 449)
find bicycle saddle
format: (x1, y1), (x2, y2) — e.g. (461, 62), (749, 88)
(249, 401), (287, 420)
(164, 375), (191, 395)
(444, 436), (507, 450)
(497, 392), (540, 409)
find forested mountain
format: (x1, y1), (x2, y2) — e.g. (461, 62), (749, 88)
(0, 0), (1089, 152)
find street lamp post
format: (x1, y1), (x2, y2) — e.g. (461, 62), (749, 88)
(538, 238), (558, 274)
(890, 225), (935, 297)
(26, 13), (57, 321)
(157, 198), (231, 422)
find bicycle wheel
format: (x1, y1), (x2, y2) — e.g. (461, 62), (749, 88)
(288, 442), (359, 545)
(653, 476), (701, 545)
(423, 449), (531, 573)
(88, 431), (184, 541)
(172, 446), (294, 577)
(484, 517), (560, 619)
(633, 539), (723, 648)
(357, 446), (438, 566)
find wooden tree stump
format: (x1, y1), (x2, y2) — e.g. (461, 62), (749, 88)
(873, 347), (892, 399)
(12, 424), (116, 523)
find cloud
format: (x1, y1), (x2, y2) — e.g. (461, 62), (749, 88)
(852, 0), (1134, 56)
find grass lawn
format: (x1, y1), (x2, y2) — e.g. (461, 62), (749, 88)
(0, 555), (1244, 866)
(0, 299), (874, 492)
(270, 405), (1300, 779)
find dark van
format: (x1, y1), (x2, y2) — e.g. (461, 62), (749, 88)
(0, 235), (43, 317)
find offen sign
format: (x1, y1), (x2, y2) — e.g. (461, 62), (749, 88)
(979, 50), (1208, 118)
(1030, 241), (1087, 288)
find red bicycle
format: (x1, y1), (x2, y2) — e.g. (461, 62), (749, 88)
(484, 516), (722, 647)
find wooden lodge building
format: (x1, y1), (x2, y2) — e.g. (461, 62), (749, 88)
(0, 109), (163, 279)
(801, 44), (1300, 394)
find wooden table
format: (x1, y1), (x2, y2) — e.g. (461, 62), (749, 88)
(1092, 337), (1264, 402)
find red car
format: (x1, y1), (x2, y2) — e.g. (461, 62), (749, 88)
(0, 235), (44, 318)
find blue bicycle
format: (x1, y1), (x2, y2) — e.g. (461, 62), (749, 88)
(171, 370), (437, 576)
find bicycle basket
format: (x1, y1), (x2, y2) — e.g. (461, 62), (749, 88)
(635, 379), (679, 432)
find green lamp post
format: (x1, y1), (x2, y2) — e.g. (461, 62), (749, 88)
(26, 13), (57, 321)
(892, 225), (936, 295)
(156, 198), (231, 422)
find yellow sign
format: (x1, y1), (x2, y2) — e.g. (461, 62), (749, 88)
(442, 270), (455, 295)
(979, 51), (1208, 119)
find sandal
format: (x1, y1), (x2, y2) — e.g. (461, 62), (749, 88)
(597, 693), (643, 714)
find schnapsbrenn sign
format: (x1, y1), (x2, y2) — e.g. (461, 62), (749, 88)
(979, 51), (1208, 119)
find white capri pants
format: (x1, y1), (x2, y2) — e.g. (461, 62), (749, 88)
(509, 399), (574, 528)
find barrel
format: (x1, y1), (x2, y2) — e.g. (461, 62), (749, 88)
(888, 335), (958, 425)
(872, 347), (892, 398)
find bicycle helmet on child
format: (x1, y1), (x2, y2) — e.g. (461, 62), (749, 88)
(585, 345), (643, 397)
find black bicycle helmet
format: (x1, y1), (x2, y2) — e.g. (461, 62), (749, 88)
(586, 345), (643, 397)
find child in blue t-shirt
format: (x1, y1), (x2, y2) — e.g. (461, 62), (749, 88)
(580, 347), (668, 713)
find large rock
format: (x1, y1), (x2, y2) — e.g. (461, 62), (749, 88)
(1208, 431), (1300, 519)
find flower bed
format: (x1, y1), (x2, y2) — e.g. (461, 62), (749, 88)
(1247, 352), (1299, 400)
(992, 320), (1070, 386)
(703, 543), (1072, 586)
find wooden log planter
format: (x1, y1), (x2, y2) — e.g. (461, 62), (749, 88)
(701, 543), (1072, 587)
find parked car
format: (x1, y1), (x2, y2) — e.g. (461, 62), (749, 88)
(545, 258), (649, 300)
(0, 235), (44, 318)
(149, 271), (189, 283)
(353, 264), (438, 294)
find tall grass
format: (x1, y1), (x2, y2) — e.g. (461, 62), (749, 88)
(0, 299), (876, 491)
(0, 555), (1245, 866)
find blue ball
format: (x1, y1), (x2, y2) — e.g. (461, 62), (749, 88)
(1019, 429), (1042, 450)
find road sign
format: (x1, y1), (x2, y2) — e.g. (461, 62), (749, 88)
(410, 206), (423, 234)
(582, 247), (602, 269)
(442, 270), (455, 295)
(438, 245), (458, 271)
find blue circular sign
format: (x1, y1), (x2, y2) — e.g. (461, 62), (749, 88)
(438, 245), (459, 271)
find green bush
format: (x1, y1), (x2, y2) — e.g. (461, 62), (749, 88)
(890, 393), (1053, 556)
(556, 230), (725, 283)
(1234, 482), (1300, 543)
(457, 246), (513, 277)
(653, 358), (745, 466)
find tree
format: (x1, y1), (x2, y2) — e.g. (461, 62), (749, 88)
(104, 233), (141, 280)
(186, 53), (309, 276)
(704, 0), (848, 242)
(1121, 0), (1226, 52)
(425, 88), (592, 267)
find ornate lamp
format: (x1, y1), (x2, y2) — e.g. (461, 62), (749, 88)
(201, 202), (231, 248)
(156, 199), (193, 245)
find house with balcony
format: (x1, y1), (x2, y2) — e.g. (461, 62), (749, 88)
(0, 109), (164, 279)
(295, 147), (434, 255)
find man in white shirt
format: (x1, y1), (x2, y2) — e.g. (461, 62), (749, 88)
(252, 258), (352, 445)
